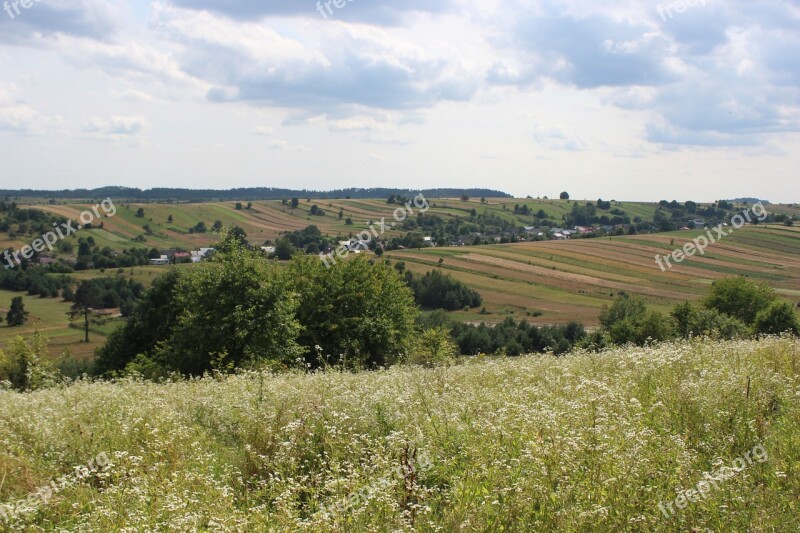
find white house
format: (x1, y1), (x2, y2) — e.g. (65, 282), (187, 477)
(189, 248), (216, 263)
(150, 255), (169, 266)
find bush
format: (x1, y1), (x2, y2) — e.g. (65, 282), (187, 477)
(408, 327), (457, 367)
(407, 270), (482, 310)
(601, 294), (675, 345)
(54, 355), (95, 381)
(672, 302), (749, 340)
(451, 318), (586, 356)
(753, 300), (800, 336)
(0, 333), (59, 391)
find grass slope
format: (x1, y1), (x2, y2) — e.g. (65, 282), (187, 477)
(0, 337), (798, 531)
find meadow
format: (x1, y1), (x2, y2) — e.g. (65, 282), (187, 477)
(1, 336), (798, 531)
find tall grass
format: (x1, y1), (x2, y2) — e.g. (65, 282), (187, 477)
(1, 337), (798, 531)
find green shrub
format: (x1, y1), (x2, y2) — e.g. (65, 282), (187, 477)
(408, 327), (458, 367)
(671, 302), (749, 340)
(0, 333), (59, 391)
(601, 294), (675, 345)
(753, 300), (800, 336)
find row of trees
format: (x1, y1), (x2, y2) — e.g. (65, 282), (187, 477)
(0, 203), (68, 240)
(402, 268), (482, 311)
(0, 267), (72, 298)
(594, 277), (800, 347)
(449, 318), (586, 356)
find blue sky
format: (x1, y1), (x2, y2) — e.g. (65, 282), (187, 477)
(0, 0), (798, 201)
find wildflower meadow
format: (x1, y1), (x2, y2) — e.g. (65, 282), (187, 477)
(1, 336), (798, 531)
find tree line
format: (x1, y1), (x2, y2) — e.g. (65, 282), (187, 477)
(589, 277), (800, 348)
(0, 187), (511, 202)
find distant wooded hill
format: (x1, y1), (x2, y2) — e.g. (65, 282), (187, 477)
(0, 187), (512, 202)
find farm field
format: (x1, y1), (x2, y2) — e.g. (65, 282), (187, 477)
(1, 337), (798, 531)
(23, 198), (672, 252)
(387, 224), (800, 324)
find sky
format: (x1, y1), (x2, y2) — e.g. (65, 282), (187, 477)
(0, 0), (798, 202)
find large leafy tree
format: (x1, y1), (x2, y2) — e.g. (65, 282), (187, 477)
(288, 255), (419, 369)
(160, 242), (302, 374)
(275, 238), (296, 260)
(702, 277), (777, 325)
(98, 240), (302, 377)
(600, 293), (675, 345)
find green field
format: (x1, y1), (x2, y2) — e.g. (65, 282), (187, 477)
(1, 337), (798, 530)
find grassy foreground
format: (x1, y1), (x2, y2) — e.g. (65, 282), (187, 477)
(1, 338), (799, 531)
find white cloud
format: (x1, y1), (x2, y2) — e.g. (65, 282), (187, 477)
(0, 83), (63, 135)
(82, 115), (146, 139)
(252, 126), (273, 136)
(268, 139), (308, 151)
